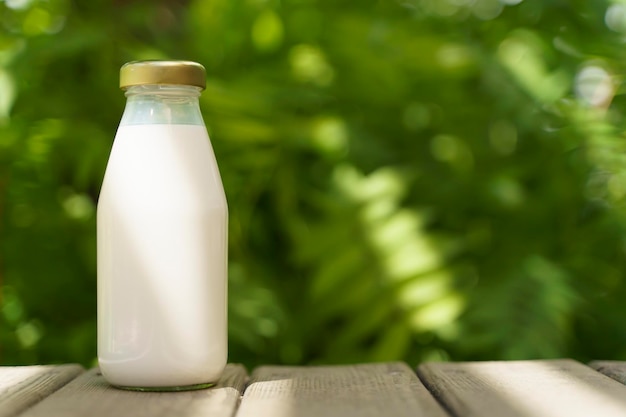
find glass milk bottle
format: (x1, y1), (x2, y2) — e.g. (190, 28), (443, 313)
(97, 61), (227, 391)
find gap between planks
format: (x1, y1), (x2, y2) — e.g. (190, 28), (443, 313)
(589, 360), (626, 385)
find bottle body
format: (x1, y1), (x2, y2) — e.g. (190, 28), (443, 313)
(97, 84), (227, 390)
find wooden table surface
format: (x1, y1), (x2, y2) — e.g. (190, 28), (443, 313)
(2, 359), (626, 416)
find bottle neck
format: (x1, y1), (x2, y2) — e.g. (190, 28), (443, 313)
(120, 84), (205, 126)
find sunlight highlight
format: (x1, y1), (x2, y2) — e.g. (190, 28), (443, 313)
(252, 10), (284, 52)
(311, 116), (348, 155)
(497, 30), (568, 103)
(333, 164), (463, 336)
(289, 44), (334, 86)
(575, 65), (614, 108)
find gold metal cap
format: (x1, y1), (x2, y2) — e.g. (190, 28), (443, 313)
(119, 60), (206, 90)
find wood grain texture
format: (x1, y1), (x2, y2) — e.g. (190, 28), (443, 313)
(18, 364), (247, 417)
(0, 364), (83, 417)
(418, 359), (626, 417)
(589, 361), (626, 385)
(235, 362), (447, 417)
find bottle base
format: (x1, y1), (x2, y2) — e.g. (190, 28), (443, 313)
(112, 382), (216, 392)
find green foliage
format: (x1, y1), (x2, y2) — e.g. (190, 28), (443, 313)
(2, 0), (626, 367)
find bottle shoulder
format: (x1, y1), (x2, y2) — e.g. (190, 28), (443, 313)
(100, 124), (226, 209)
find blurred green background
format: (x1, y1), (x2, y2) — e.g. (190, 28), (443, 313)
(2, 0), (626, 369)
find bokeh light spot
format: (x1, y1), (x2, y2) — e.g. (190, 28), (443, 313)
(605, 4), (626, 33)
(22, 8), (52, 36)
(575, 65), (614, 108)
(311, 116), (348, 156)
(252, 10), (284, 52)
(289, 44), (334, 86)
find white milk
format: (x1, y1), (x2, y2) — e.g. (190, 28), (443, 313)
(97, 124), (227, 389)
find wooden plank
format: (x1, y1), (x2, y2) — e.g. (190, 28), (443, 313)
(0, 364), (83, 417)
(589, 361), (626, 385)
(18, 364), (247, 417)
(235, 361), (448, 417)
(417, 359), (626, 417)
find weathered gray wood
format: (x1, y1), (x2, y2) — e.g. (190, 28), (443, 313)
(0, 364), (83, 417)
(236, 362), (448, 417)
(418, 359), (626, 417)
(589, 361), (626, 385)
(18, 364), (247, 417)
